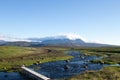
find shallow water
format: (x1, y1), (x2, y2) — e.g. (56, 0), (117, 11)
(105, 64), (120, 67)
(0, 72), (27, 80)
(29, 51), (104, 79)
(0, 51), (104, 80)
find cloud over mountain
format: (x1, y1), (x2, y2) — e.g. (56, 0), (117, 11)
(28, 33), (87, 42)
(0, 33), (113, 47)
(0, 34), (30, 42)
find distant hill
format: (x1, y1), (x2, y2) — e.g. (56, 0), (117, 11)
(0, 40), (7, 45)
(27, 35), (110, 47)
(0, 34), (113, 47)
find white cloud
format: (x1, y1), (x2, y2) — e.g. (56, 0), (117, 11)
(0, 34), (6, 40)
(58, 33), (107, 44)
(0, 34), (30, 42)
(0, 33), (118, 45)
(58, 33), (87, 42)
(88, 40), (105, 44)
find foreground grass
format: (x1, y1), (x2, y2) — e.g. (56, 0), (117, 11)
(68, 66), (120, 80)
(0, 46), (72, 71)
(0, 46), (35, 58)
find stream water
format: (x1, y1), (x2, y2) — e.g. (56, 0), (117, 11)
(0, 51), (106, 80)
(29, 51), (104, 79)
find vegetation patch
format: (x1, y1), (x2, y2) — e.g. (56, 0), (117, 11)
(0, 46), (72, 71)
(68, 66), (120, 80)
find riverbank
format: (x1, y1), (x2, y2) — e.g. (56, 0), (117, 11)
(0, 46), (73, 71)
(73, 47), (120, 65)
(67, 66), (120, 80)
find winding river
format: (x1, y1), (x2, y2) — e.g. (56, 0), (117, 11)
(0, 51), (105, 80)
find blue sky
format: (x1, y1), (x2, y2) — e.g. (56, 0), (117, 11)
(0, 0), (120, 45)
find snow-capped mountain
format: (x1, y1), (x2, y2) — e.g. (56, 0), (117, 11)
(28, 34), (109, 47)
(28, 34), (86, 43)
(0, 34), (111, 47)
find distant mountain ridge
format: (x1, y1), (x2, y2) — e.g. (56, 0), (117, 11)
(0, 34), (111, 47)
(0, 40), (7, 45)
(28, 34), (86, 42)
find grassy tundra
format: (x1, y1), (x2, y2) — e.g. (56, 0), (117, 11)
(0, 46), (73, 71)
(68, 66), (120, 80)
(0, 46), (120, 80)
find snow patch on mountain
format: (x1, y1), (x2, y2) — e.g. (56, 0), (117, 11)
(57, 33), (87, 41)
(28, 33), (87, 43)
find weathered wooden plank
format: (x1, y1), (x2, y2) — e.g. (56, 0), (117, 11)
(21, 66), (50, 80)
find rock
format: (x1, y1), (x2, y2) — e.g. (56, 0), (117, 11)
(65, 60), (70, 63)
(64, 65), (70, 70)
(33, 63), (38, 65)
(36, 61), (41, 64)
(83, 65), (88, 69)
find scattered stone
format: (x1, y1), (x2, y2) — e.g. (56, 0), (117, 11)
(36, 61), (41, 64)
(99, 61), (104, 64)
(64, 65), (70, 70)
(83, 65), (88, 69)
(46, 49), (52, 53)
(33, 63), (38, 65)
(65, 60), (70, 63)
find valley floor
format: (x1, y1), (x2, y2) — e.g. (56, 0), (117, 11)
(0, 46), (120, 80)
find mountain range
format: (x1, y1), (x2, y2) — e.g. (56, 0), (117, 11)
(0, 34), (112, 47)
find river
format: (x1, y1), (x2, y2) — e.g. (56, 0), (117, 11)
(0, 51), (104, 80)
